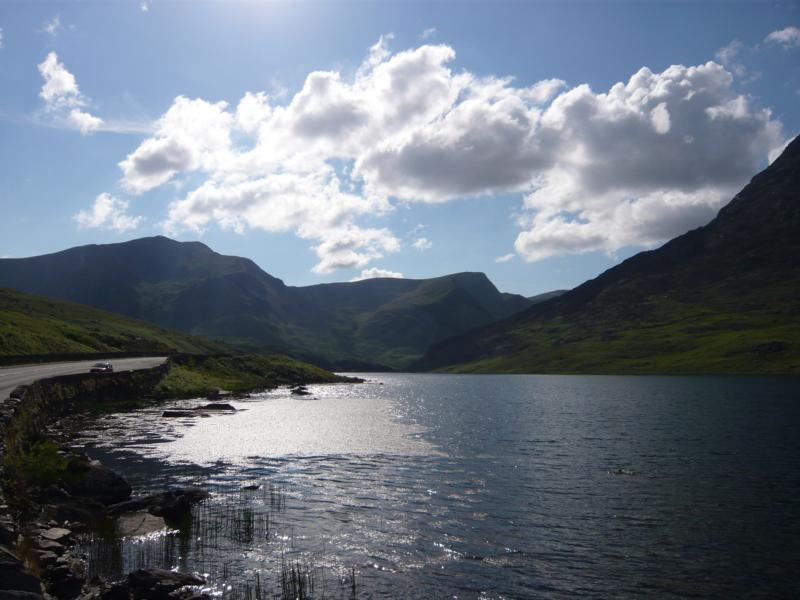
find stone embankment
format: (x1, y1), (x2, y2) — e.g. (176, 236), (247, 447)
(0, 363), (210, 600)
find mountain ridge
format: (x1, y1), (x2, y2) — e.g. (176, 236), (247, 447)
(0, 237), (533, 369)
(415, 135), (800, 374)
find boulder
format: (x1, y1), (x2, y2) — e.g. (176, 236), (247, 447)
(53, 497), (107, 525)
(161, 410), (196, 418)
(35, 550), (60, 569)
(0, 546), (42, 593)
(35, 539), (65, 554)
(40, 527), (71, 543)
(117, 511), (167, 537)
(107, 488), (209, 523)
(43, 564), (86, 598)
(196, 403), (235, 411)
(62, 466), (132, 506)
(99, 581), (131, 600)
(127, 568), (204, 600)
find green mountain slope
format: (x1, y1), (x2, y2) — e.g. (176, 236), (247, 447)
(0, 239), (531, 369)
(0, 288), (228, 356)
(416, 136), (800, 374)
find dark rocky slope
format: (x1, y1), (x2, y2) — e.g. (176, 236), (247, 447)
(416, 135), (800, 374)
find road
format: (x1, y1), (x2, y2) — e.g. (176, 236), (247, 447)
(0, 357), (167, 403)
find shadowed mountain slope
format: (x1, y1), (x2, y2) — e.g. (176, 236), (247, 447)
(0, 238), (531, 369)
(416, 135), (800, 374)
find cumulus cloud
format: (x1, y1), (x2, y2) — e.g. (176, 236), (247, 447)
(74, 193), (142, 231)
(37, 52), (104, 135)
(513, 62), (783, 261)
(765, 26), (800, 49)
(117, 37), (783, 272)
(350, 267), (405, 281)
(120, 96), (231, 193)
(412, 237), (432, 250)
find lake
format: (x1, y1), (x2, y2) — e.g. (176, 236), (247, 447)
(65, 374), (800, 599)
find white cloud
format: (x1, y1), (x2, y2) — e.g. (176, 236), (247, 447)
(119, 96), (232, 193)
(495, 253), (515, 264)
(350, 267), (404, 281)
(162, 169), (398, 273)
(38, 52), (79, 106)
(420, 27), (437, 40)
(513, 62), (783, 261)
(117, 39), (783, 273)
(41, 16), (62, 36)
(68, 109), (103, 134)
(74, 193), (142, 231)
(37, 52), (104, 135)
(765, 26), (800, 49)
(412, 237), (432, 250)
(0, 28), (4, 49)
(141, 2), (150, 12)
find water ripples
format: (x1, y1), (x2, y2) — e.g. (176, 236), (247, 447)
(62, 374), (800, 598)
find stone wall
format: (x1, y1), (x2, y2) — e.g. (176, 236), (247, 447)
(0, 364), (168, 599)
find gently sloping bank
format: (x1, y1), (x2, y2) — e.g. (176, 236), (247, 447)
(0, 354), (361, 600)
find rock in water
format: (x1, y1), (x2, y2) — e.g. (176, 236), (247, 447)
(117, 511), (167, 537)
(127, 568), (204, 600)
(62, 465), (132, 506)
(162, 410), (196, 418)
(196, 403), (236, 411)
(107, 487), (210, 523)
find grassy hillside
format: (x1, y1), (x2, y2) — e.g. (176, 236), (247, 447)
(417, 136), (800, 375)
(0, 287), (228, 356)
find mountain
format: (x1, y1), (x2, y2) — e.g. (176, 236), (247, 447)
(0, 238), (532, 369)
(0, 287), (228, 357)
(528, 290), (567, 304)
(416, 136), (800, 374)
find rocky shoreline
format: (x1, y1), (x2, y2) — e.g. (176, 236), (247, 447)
(0, 362), (361, 600)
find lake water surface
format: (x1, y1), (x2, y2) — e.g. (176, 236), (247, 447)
(67, 374), (800, 598)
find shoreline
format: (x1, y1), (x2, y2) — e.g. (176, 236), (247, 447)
(0, 357), (361, 600)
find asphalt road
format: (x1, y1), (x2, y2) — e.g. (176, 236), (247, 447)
(0, 357), (167, 403)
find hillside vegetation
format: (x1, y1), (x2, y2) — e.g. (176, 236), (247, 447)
(153, 354), (359, 398)
(417, 136), (800, 375)
(0, 288), (227, 356)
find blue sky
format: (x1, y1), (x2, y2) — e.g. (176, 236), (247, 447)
(0, 1), (798, 296)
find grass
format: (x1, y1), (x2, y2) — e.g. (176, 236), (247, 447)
(0, 287), (228, 356)
(6, 440), (81, 488)
(441, 283), (800, 374)
(152, 354), (359, 398)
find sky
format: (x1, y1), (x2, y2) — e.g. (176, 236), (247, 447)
(0, 1), (798, 297)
